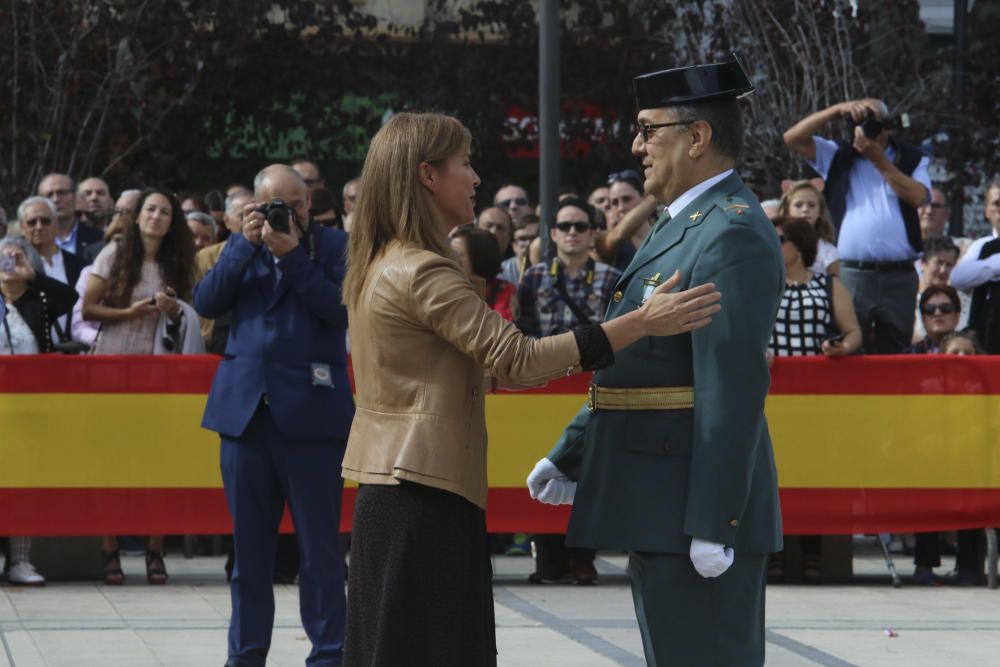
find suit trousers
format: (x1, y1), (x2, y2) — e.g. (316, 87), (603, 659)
(220, 403), (346, 667)
(627, 551), (767, 667)
(839, 266), (918, 354)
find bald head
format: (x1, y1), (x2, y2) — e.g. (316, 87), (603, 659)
(291, 160), (324, 191)
(254, 164), (311, 228)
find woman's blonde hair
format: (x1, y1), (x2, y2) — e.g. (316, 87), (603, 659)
(343, 112), (472, 311)
(778, 180), (836, 244)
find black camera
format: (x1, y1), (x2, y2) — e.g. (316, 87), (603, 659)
(844, 109), (911, 140)
(258, 199), (296, 234)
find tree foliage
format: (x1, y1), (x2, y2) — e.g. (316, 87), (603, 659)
(0, 0), (995, 223)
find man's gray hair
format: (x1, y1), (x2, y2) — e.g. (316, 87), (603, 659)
(17, 196), (58, 221)
(225, 191), (251, 217)
(253, 164), (306, 198)
(119, 188), (142, 201)
(0, 237), (46, 276)
(186, 210), (217, 230)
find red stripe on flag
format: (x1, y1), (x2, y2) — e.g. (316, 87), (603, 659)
(0, 355), (220, 394)
(768, 355), (1000, 395)
(3, 355), (999, 396)
(0, 487), (997, 536)
(779, 488), (1000, 534)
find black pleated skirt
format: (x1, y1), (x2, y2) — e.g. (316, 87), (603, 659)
(344, 481), (497, 667)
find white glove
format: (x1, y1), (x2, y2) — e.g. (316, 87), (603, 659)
(526, 458), (576, 505)
(689, 538), (734, 578)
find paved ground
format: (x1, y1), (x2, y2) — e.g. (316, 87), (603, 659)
(1, 538), (998, 666)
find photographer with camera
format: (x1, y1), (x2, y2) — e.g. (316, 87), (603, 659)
(194, 164), (353, 667)
(784, 98), (931, 353)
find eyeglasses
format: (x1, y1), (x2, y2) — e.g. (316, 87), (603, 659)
(42, 189), (73, 198)
(639, 120), (693, 143)
(113, 207), (135, 217)
(928, 202), (947, 210)
(24, 217), (54, 228)
(607, 169), (642, 185)
(513, 234), (536, 244)
(497, 197), (528, 209)
(555, 222), (592, 233)
(921, 302), (959, 315)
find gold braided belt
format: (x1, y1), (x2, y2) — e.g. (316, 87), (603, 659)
(587, 383), (694, 412)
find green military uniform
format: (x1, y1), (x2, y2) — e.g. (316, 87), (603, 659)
(549, 171), (785, 666)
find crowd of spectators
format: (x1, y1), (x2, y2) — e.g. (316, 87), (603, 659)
(2, 95), (999, 588)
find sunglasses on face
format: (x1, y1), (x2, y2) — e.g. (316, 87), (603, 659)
(555, 222), (592, 233)
(24, 217), (54, 228)
(921, 302), (959, 316)
(607, 169), (642, 185)
(496, 197), (528, 209)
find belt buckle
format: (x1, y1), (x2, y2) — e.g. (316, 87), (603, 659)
(587, 384), (597, 413)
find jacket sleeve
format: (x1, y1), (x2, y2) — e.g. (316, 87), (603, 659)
(950, 237), (1000, 291)
(276, 243), (347, 329)
(193, 235), (258, 319)
(407, 254), (580, 386)
(34, 275), (79, 317)
(684, 223), (782, 546)
(547, 402), (590, 481)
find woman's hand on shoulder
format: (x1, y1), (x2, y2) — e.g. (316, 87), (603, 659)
(638, 270), (721, 337)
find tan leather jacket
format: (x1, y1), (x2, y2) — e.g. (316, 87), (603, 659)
(342, 241), (581, 508)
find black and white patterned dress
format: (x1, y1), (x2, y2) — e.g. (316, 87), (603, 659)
(770, 273), (832, 356)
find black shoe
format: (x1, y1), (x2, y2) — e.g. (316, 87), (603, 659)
(570, 559), (598, 585)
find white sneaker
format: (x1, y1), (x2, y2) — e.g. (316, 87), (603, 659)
(7, 562), (45, 586)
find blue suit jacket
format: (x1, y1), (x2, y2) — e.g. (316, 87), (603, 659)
(194, 227), (354, 441)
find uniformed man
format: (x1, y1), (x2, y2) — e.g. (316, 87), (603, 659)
(527, 58), (784, 666)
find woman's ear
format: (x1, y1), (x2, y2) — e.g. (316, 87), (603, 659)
(418, 161), (437, 192)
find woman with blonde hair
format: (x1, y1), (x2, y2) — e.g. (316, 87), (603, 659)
(779, 180), (840, 276)
(341, 112), (722, 666)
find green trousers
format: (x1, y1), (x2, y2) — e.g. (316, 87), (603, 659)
(627, 551), (767, 667)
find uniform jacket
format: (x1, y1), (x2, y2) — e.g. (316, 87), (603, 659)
(194, 227), (354, 441)
(342, 241), (581, 509)
(549, 172), (785, 555)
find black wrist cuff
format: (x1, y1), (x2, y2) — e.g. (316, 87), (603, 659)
(572, 324), (615, 371)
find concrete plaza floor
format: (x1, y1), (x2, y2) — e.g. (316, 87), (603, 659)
(1, 538), (998, 666)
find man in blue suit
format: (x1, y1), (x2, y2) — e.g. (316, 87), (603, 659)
(195, 164), (354, 667)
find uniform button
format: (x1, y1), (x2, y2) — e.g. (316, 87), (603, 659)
(663, 442), (670, 452)
(613, 291), (623, 302)
(729, 519), (739, 527)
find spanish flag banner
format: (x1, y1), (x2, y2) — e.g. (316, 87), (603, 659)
(0, 355), (997, 535)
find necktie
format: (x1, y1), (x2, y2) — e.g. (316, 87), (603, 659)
(651, 210), (672, 236)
